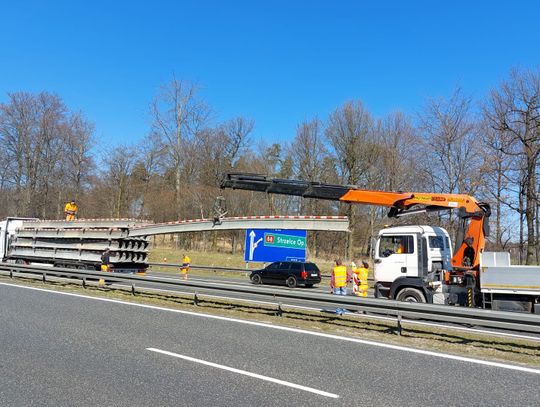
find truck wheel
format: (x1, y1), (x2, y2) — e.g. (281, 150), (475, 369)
(396, 287), (426, 303)
(286, 276), (297, 288)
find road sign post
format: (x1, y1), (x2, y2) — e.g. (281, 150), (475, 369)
(244, 229), (307, 264)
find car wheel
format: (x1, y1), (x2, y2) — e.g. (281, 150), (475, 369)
(251, 274), (262, 284)
(396, 287), (426, 303)
(286, 276), (297, 288)
(305, 284), (314, 288)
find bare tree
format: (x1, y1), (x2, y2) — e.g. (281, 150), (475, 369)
(288, 118), (329, 255)
(377, 111), (420, 191)
(417, 88), (481, 238)
(480, 120), (518, 250)
(484, 68), (540, 264)
(326, 100), (376, 259)
(101, 146), (139, 218)
(199, 117), (254, 186)
(65, 113), (95, 197)
(289, 119), (327, 211)
(150, 77), (211, 218)
(419, 88), (481, 194)
(0, 92), (94, 218)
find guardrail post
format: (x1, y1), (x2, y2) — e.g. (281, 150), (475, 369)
(194, 292), (199, 306)
(276, 302), (283, 317)
(42, 273), (46, 282)
(9, 269), (13, 278)
(396, 312), (402, 336)
(82, 277), (86, 289)
(467, 287), (474, 308)
(131, 284), (136, 296)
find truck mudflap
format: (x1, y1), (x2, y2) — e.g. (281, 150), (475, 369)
(388, 276), (433, 303)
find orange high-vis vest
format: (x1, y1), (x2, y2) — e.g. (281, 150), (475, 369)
(333, 265), (347, 287)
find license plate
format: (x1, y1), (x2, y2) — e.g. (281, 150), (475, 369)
(311, 273), (318, 277)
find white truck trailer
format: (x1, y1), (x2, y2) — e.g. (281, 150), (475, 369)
(0, 217), (150, 273)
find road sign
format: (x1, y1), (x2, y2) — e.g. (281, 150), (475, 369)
(244, 229), (307, 263)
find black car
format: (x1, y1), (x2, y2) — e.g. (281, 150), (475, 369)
(250, 261), (321, 288)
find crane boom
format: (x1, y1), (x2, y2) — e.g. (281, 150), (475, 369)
(221, 173), (491, 272)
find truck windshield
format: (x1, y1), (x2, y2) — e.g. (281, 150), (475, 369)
(379, 235), (414, 257)
(428, 236), (444, 249)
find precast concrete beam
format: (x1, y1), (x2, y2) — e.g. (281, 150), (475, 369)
(129, 215), (350, 237)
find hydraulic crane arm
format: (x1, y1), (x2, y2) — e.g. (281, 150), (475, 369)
(221, 173), (491, 272)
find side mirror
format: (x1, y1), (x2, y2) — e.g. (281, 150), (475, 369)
(370, 237), (376, 259)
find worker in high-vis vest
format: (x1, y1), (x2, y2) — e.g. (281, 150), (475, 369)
(98, 248), (111, 287)
(352, 260), (369, 297)
(64, 200), (78, 221)
(100, 248), (111, 272)
(181, 254), (191, 280)
(331, 259), (349, 295)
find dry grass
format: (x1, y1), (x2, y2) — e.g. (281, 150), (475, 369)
(148, 248), (371, 285)
(2, 273), (538, 369)
(149, 247), (338, 270)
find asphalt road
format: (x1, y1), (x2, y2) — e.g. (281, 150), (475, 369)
(1, 282), (538, 406)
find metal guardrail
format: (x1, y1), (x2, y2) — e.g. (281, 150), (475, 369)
(148, 262), (368, 281)
(1, 263), (540, 336)
(149, 262), (250, 273)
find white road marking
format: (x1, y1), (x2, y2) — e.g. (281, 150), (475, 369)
(1, 281), (540, 375)
(146, 347), (339, 399)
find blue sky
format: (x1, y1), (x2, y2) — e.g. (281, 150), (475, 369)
(1, 0), (539, 147)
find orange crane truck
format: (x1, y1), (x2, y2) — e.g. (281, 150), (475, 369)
(221, 173), (540, 313)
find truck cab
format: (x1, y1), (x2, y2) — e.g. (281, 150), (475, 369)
(373, 225), (452, 302)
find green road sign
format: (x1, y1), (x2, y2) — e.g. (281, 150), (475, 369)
(264, 232), (306, 250)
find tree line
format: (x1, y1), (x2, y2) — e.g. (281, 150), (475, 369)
(1, 69), (539, 263)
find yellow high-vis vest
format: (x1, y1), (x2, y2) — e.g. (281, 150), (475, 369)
(333, 265), (347, 287)
(64, 202), (78, 213)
